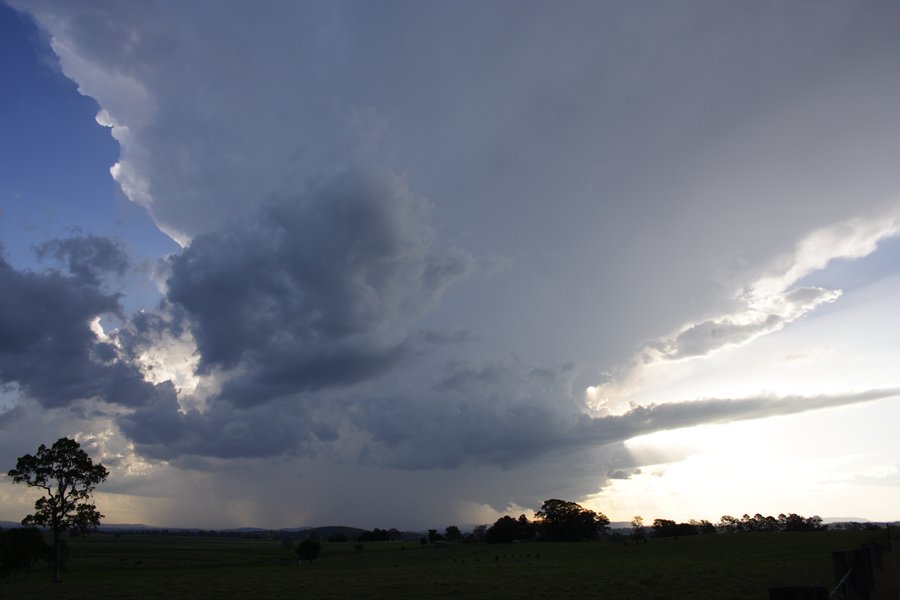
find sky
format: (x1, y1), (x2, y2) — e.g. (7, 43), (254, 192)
(1, 0), (900, 530)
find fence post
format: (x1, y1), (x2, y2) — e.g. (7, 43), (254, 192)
(832, 548), (875, 600)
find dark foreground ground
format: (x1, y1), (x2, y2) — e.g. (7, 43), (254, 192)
(3, 528), (897, 599)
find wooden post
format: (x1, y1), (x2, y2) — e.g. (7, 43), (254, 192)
(832, 548), (875, 600)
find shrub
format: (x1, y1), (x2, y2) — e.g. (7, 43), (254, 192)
(296, 536), (322, 562)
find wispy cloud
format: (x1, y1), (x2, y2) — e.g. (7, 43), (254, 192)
(579, 387), (900, 446)
(594, 212), (900, 410)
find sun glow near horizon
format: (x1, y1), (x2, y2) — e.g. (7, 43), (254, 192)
(591, 392), (900, 524)
(581, 267), (900, 524)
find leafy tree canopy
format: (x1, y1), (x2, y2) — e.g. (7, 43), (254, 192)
(444, 525), (461, 542)
(485, 515), (535, 544)
(717, 513), (826, 533)
(7, 437), (108, 582)
(535, 499), (609, 541)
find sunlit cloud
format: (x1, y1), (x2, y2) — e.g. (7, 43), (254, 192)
(593, 210), (900, 412)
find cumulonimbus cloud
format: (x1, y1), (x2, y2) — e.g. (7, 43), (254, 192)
(8, 0), (900, 527)
(161, 162), (474, 407)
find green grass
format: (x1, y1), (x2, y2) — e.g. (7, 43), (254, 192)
(2, 529), (893, 599)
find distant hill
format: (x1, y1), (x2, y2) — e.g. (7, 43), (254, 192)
(822, 517), (872, 524)
(98, 523), (162, 531)
(287, 525), (368, 540)
(7, 519), (893, 536)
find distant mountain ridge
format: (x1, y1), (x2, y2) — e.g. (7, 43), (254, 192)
(822, 517), (874, 524)
(0, 520), (364, 534)
(294, 525), (368, 539)
(2, 519), (897, 534)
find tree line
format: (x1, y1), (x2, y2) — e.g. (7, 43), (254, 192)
(0, 436), (841, 582)
(469, 506), (828, 545)
(716, 513), (826, 533)
(629, 513), (826, 540)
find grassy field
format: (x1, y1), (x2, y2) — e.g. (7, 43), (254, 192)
(2, 529), (895, 599)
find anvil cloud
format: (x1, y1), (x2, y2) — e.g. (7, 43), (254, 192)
(2, 0), (900, 529)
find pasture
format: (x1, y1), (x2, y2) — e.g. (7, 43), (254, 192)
(2, 529), (895, 599)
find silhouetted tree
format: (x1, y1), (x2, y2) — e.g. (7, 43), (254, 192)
(778, 513), (826, 532)
(470, 524), (488, 542)
(743, 513), (779, 532)
(485, 516), (520, 544)
(652, 519), (677, 537)
(652, 519), (699, 537)
(689, 519), (716, 534)
(718, 512), (827, 533)
(49, 538), (70, 574)
(516, 514), (536, 540)
(296, 535), (322, 562)
(805, 515), (825, 531)
(719, 515), (742, 533)
(535, 499), (609, 541)
(357, 528), (392, 542)
(0, 528), (48, 581)
(7, 437), (108, 583)
(631, 516), (645, 540)
(444, 525), (461, 542)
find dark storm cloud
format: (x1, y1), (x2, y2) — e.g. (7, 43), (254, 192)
(353, 358), (900, 471)
(99, 353), (757, 469)
(116, 383), (324, 462)
(166, 164), (474, 406)
(112, 356), (582, 466)
(434, 361), (510, 392)
(353, 359), (586, 469)
(0, 404), (26, 431)
(35, 234), (129, 286)
(415, 329), (480, 346)
(0, 239), (157, 408)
